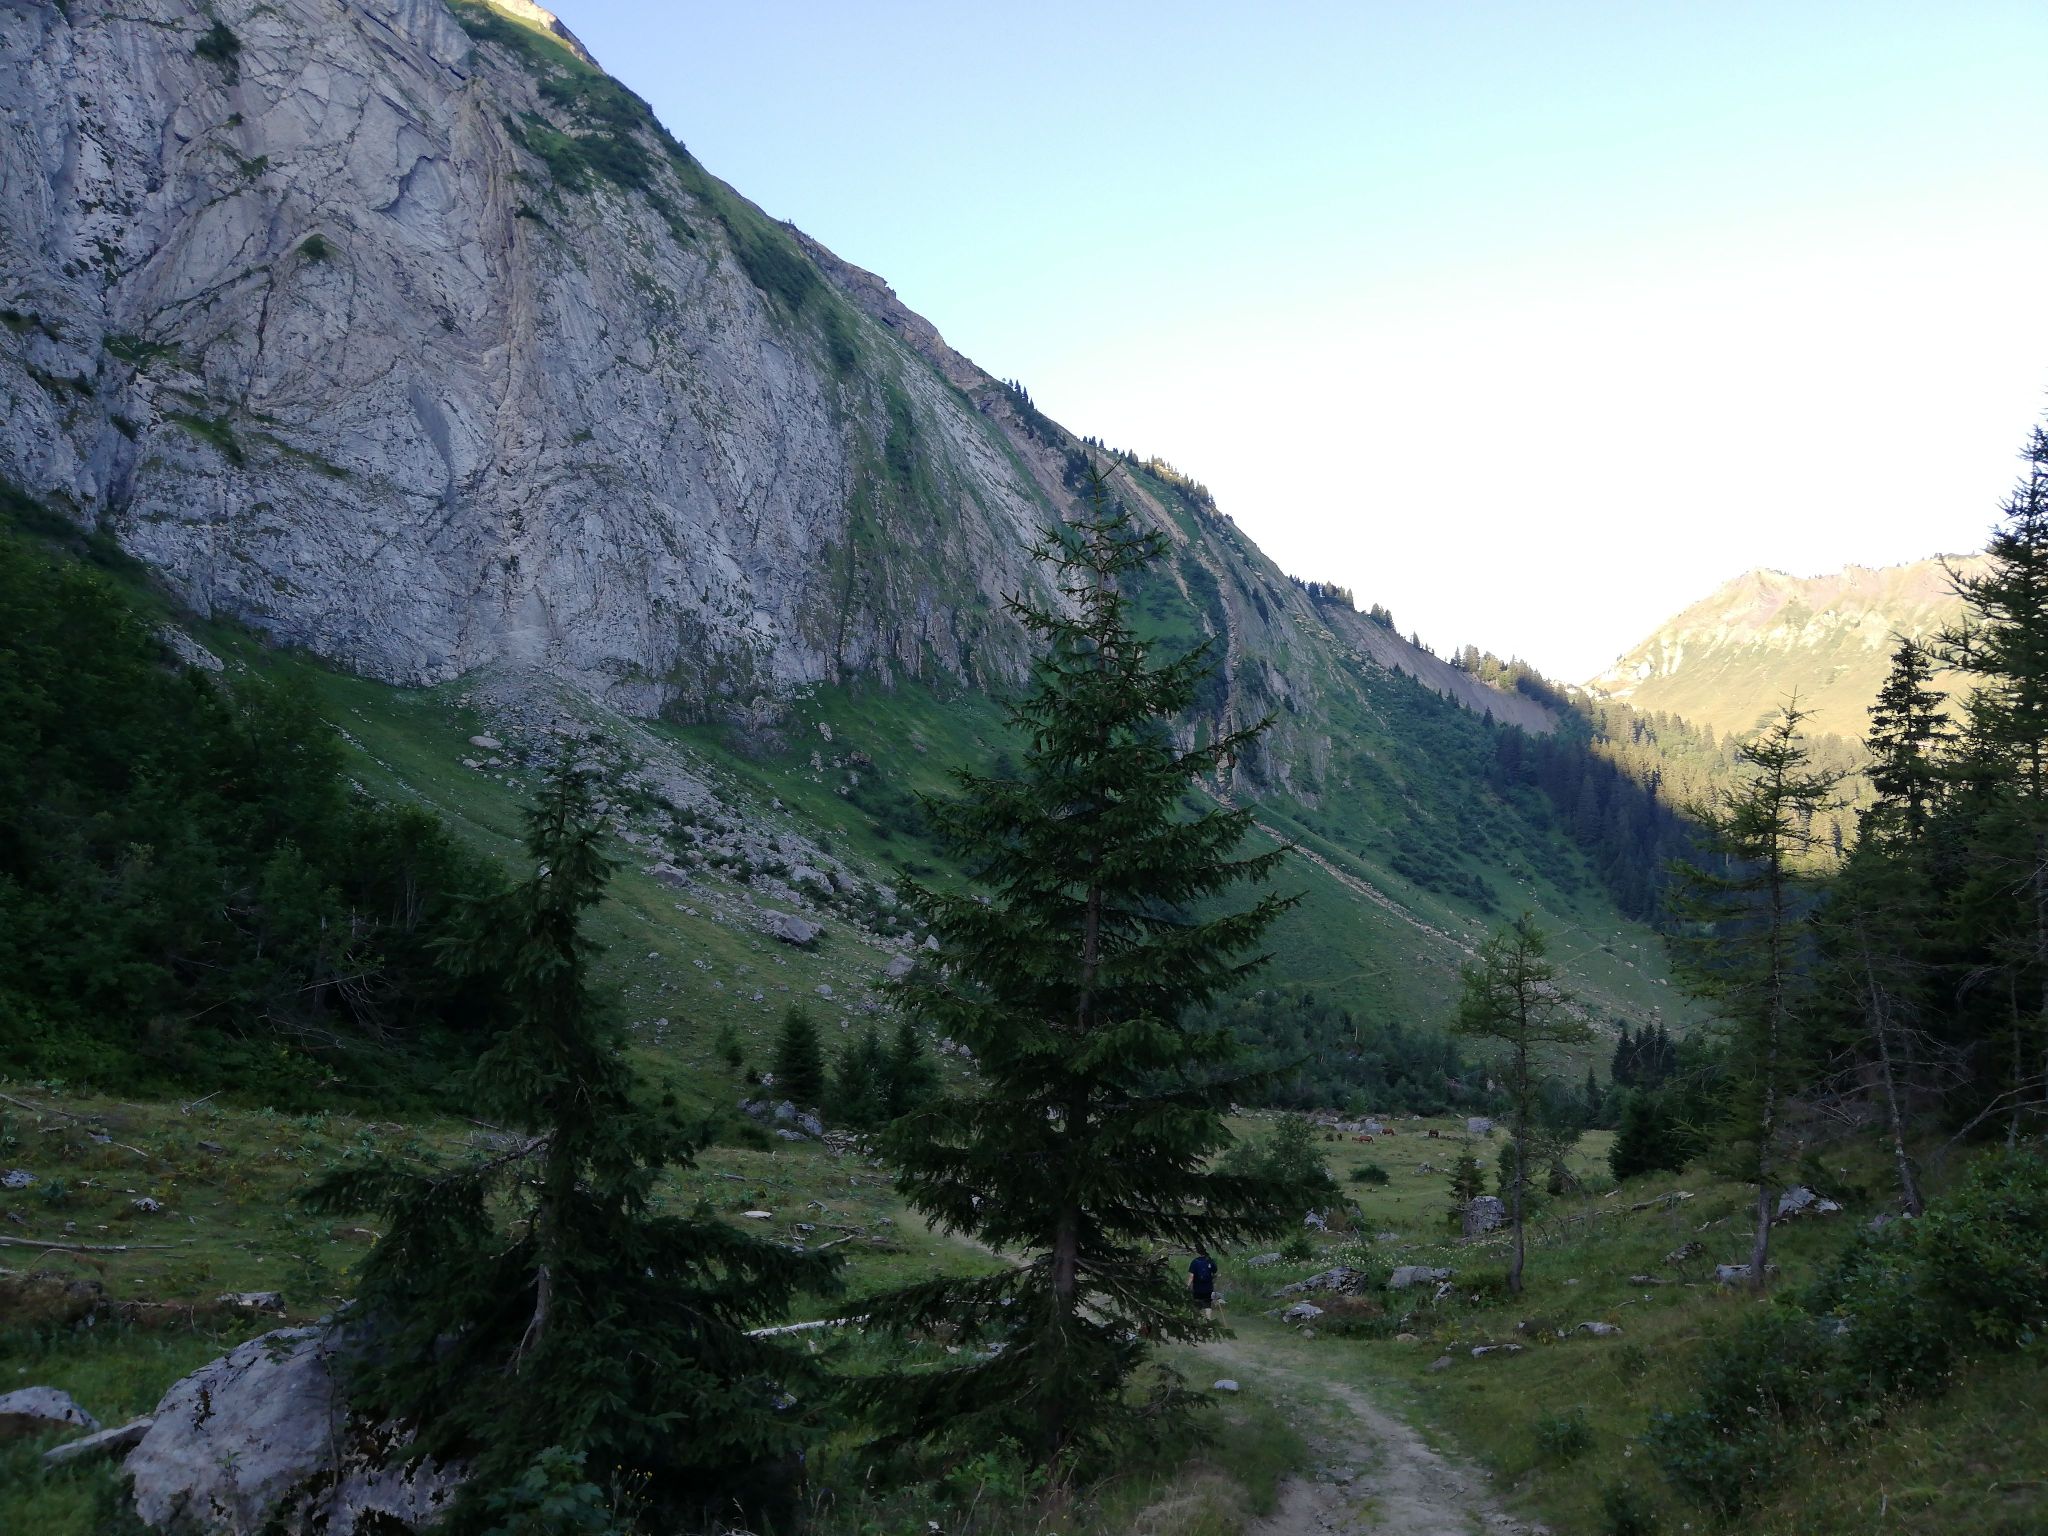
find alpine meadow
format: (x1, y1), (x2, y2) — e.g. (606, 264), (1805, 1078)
(2, 3), (2044, 1535)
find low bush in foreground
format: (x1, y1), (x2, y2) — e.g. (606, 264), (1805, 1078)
(1647, 1149), (2048, 1516)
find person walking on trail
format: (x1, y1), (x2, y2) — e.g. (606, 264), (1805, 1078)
(1189, 1249), (1218, 1318)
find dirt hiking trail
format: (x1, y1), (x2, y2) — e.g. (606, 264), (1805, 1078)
(1201, 1336), (1537, 1536)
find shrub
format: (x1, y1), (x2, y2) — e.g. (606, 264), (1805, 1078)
(1608, 1089), (1694, 1180)
(474, 1445), (625, 1535)
(1219, 1115), (1337, 1207)
(728, 223), (819, 312)
(1532, 1406), (1593, 1463)
(1804, 1226), (1956, 1405)
(1599, 1481), (1661, 1536)
(1280, 1233), (1315, 1263)
(1913, 1148), (2048, 1345)
(166, 409), (245, 466)
(1644, 1151), (2048, 1517)
(297, 233), (333, 262)
(1646, 1306), (1834, 1514)
(1316, 1293), (1402, 1340)
(1454, 1264), (1513, 1302)
(1349, 1162), (1389, 1186)
(1447, 1149), (1487, 1205)
(194, 20), (240, 74)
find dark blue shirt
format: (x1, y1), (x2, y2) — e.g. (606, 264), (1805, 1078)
(1189, 1256), (1218, 1291)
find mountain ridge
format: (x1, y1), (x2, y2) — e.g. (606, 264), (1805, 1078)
(1, 0), (1697, 1046)
(0, 0), (1553, 746)
(1585, 552), (1986, 741)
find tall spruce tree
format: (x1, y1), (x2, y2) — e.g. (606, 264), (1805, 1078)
(858, 481), (1299, 1468)
(1675, 702), (1840, 1292)
(881, 1017), (937, 1121)
(834, 1023), (891, 1128)
(1450, 914), (1589, 1293)
(304, 761), (837, 1532)
(1938, 420), (2048, 1137)
(771, 1003), (828, 1108)
(1817, 636), (1955, 1215)
(1863, 636), (1952, 850)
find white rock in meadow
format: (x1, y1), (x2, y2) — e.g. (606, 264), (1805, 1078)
(0, 1386), (100, 1435)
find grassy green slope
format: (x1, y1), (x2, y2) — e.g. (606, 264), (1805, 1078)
(163, 555), (1687, 1093)
(1205, 1121), (2045, 1536)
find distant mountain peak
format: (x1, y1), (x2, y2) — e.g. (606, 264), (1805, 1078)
(1586, 553), (1986, 740)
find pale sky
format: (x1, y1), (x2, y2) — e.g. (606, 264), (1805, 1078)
(554, 1), (2048, 681)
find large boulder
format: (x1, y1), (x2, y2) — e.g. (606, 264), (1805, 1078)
(1462, 1195), (1507, 1236)
(124, 1327), (463, 1534)
(756, 909), (823, 946)
(0, 1386), (99, 1436)
(43, 1417), (152, 1466)
(1466, 1117), (1494, 1136)
(1387, 1265), (1455, 1290)
(1271, 1266), (1369, 1297)
(1714, 1262), (1781, 1286)
(1776, 1185), (1843, 1219)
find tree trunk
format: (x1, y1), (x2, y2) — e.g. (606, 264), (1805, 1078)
(1862, 944), (1925, 1217)
(1044, 1203), (1080, 1460)
(2036, 822), (2048, 1139)
(1050, 1205), (1080, 1312)
(1753, 851), (1785, 1295)
(1508, 1041), (1527, 1296)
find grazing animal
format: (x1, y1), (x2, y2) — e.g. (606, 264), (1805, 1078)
(1427, 1129), (1441, 1139)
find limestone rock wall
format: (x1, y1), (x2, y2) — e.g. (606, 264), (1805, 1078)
(0, 0), (1545, 748)
(0, 0), (1042, 713)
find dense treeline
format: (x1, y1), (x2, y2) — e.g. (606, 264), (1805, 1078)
(1629, 417), (2048, 1295)
(0, 519), (500, 1102)
(1475, 666), (1865, 927)
(1816, 420), (2048, 1156)
(1193, 985), (1483, 1113)
(1483, 711), (1701, 922)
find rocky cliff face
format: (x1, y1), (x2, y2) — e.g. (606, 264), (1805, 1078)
(1585, 555), (1985, 740)
(1, 0), (1546, 746)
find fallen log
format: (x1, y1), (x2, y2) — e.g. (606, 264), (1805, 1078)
(0, 1235), (177, 1254)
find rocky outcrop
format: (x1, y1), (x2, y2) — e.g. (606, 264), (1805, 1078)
(124, 1326), (462, 1534)
(756, 908), (823, 946)
(0, 0), (1044, 714)
(1462, 1195), (1507, 1236)
(1387, 1265), (1455, 1290)
(0, 0), (1547, 751)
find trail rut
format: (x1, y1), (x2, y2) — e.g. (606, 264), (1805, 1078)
(1201, 1338), (1535, 1536)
